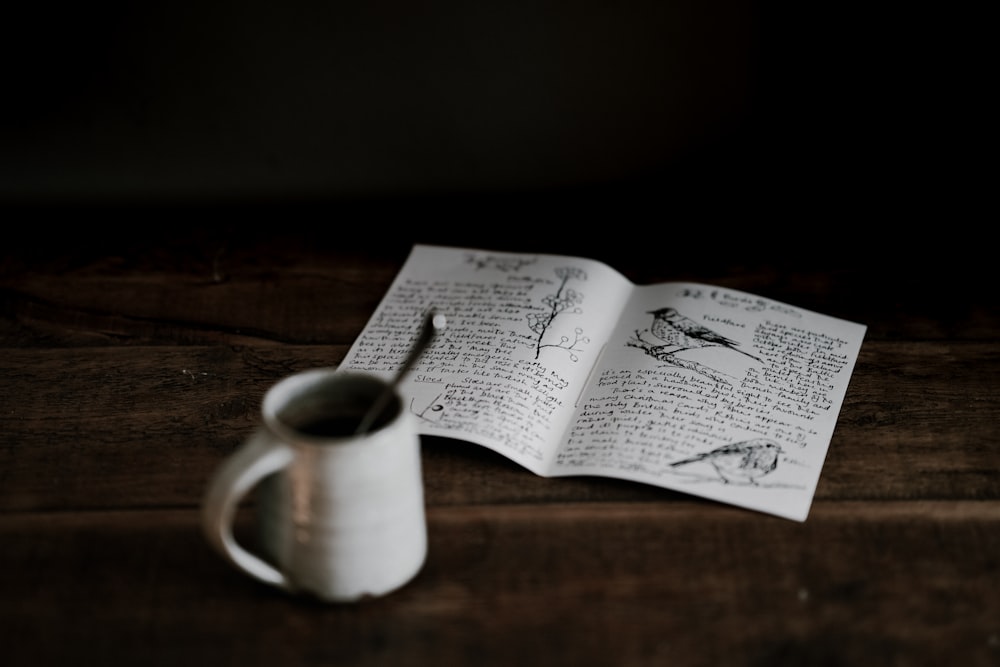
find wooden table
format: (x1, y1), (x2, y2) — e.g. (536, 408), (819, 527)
(2, 205), (997, 667)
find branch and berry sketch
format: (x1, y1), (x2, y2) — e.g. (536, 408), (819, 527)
(527, 266), (590, 361)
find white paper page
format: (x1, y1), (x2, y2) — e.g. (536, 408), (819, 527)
(551, 282), (867, 521)
(339, 244), (634, 474)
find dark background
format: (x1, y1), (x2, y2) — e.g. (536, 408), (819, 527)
(0, 2), (986, 254)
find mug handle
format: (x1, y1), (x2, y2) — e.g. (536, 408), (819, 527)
(202, 428), (294, 589)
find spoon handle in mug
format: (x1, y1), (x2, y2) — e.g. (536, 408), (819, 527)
(354, 308), (446, 435)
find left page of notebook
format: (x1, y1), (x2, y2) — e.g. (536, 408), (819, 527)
(338, 244), (635, 475)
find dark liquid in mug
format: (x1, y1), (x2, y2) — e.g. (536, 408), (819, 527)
(293, 415), (363, 438)
(280, 388), (399, 439)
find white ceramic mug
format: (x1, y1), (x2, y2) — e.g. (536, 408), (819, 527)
(202, 368), (427, 602)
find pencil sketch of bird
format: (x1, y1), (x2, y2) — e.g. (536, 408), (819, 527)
(669, 438), (782, 485)
(646, 307), (761, 362)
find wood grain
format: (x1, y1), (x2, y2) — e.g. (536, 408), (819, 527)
(1, 504), (997, 667)
(1, 221), (997, 666)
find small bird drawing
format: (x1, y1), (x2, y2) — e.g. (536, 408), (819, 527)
(669, 439), (782, 485)
(646, 307), (761, 362)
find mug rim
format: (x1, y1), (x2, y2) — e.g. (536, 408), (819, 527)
(261, 368), (403, 444)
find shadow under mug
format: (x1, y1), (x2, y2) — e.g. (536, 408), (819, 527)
(201, 368), (427, 602)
